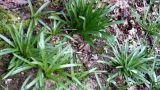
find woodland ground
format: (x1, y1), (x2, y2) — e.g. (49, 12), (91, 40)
(0, 0), (160, 90)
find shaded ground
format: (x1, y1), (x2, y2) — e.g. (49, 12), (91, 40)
(0, 0), (160, 90)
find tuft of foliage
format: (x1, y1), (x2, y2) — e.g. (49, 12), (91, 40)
(0, 20), (41, 85)
(17, 32), (81, 89)
(44, 19), (64, 36)
(3, 31), (93, 89)
(131, 2), (160, 36)
(40, 15), (76, 42)
(64, 0), (111, 44)
(0, 20), (40, 58)
(147, 69), (160, 89)
(0, 20), (95, 89)
(147, 59), (160, 89)
(98, 40), (155, 87)
(27, 0), (50, 26)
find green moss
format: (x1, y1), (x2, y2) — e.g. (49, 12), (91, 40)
(0, 7), (18, 34)
(0, 8), (18, 22)
(0, 41), (10, 49)
(0, 8), (19, 49)
(0, 8), (30, 50)
(19, 19), (30, 28)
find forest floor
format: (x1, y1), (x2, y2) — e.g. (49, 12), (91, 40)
(0, 0), (160, 90)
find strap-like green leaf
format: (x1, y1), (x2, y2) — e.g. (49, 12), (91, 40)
(0, 48), (17, 56)
(35, 1), (50, 17)
(0, 34), (14, 46)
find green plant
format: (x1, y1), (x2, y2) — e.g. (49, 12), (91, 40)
(63, 0), (112, 44)
(27, 0), (50, 25)
(0, 20), (40, 58)
(147, 70), (160, 89)
(98, 40), (154, 87)
(131, 2), (160, 36)
(147, 58), (160, 89)
(3, 31), (92, 89)
(0, 20), (41, 84)
(0, 85), (9, 90)
(45, 19), (63, 36)
(40, 17), (77, 43)
(39, 15), (66, 40)
(28, 0), (74, 42)
(18, 32), (80, 89)
(1, 30), (95, 89)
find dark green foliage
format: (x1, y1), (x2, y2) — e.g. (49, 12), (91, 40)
(0, 20), (40, 58)
(0, 20), (41, 85)
(64, 0), (111, 43)
(16, 32), (82, 89)
(99, 40), (154, 87)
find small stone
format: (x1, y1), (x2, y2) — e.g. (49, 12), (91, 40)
(5, 79), (12, 85)
(127, 86), (137, 90)
(17, 17), (21, 20)
(129, 28), (137, 36)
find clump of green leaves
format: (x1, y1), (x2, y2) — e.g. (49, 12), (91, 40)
(64, 0), (111, 44)
(0, 18), (92, 90)
(132, 2), (160, 36)
(27, 0), (50, 26)
(0, 20), (40, 58)
(146, 59), (160, 89)
(3, 31), (93, 89)
(14, 32), (82, 89)
(0, 20), (41, 83)
(39, 15), (66, 40)
(147, 69), (160, 89)
(45, 19), (63, 36)
(99, 40), (154, 87)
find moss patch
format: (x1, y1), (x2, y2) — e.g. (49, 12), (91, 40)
(0, 8), (18, 52)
